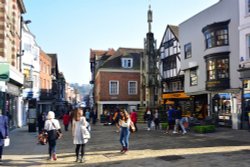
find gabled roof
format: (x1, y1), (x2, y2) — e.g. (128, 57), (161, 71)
(159, 24), (179, 50)
(168, 25), (179, 41)
(100, 47), (143, 70)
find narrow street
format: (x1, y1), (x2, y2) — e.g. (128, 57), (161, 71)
(3, 123), (250, 167)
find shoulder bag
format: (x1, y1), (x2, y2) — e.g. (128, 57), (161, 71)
(81, 117), (91, 139)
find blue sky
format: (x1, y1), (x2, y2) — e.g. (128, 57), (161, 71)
(23, 0), (219, 85)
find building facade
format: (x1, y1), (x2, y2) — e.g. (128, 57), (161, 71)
(0, 0), (26, 129)
(159, 25), (192, 116)
(179, 0), (240, 129)
(37, 50), (52, 114)
(238, 0), (250, 129)
(93, 48), (142, 118)
(21, 22), (40, 127)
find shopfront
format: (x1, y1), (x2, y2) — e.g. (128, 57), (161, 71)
(212, 93), (232, 127)
(238, 66), (250, 129)
(162, 92), (193, 117)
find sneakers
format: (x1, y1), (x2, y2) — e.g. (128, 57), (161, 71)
(173, 131), (178, 134)
(79, 157), (85, 163)
(147, 128), (151, 131)
(52, 153), (57, 161)
(182, 131), (187, 135)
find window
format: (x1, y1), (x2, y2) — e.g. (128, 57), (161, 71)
(109, 81), (119, 95)
(202, 20), (230, 49)
(207, 58), (229, 81)
(128, 81), (137, 95)
(247, 35), (250, 60)
(190, 68), (198, 86)
(184, 43), (192, 59)
(204, 28), (228, 48)
(248, 0), (250, 13)
(163, 56), (176, 71)
(122, 58), (133, 68)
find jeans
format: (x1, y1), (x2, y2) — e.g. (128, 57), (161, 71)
(147, 120), (151, 129)
(48, 140), (56, 158)
(0, 145), (3, 159)
(120, 127), (130, 149)
(180, 117), (188, 133)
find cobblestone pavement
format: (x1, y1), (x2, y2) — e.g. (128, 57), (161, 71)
(2, 123), (250, 167)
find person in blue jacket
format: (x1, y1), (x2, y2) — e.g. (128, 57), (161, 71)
(0, 109), (9, 164)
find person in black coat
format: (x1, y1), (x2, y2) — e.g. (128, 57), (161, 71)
(0, 109), (9, 164)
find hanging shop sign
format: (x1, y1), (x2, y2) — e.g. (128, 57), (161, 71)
(0, 63), (9, 81)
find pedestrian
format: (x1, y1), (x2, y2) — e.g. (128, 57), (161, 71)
(113, 108), (121, 133)
(145, 107), (153, 131)
(165, 105), (175, 134)
(0, 109), (9, 164)
(154, 108), (160, 130)
(72, 108), (89, 163)
(173, 106), (182, 134)
(62, 112), (70, 131)
(119, 108), (131, 153)
(92, 109), (97, 125)
(130, 109), (138, 131)
(85, 109), (90, 122)
(37, 111), (46, 133)
(44, 111), (62, 161)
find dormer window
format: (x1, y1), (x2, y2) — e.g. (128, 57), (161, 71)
(122, 58), (133, 68)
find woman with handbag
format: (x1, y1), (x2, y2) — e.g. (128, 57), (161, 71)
(0, 109), (9, 164)
(119, 108), (131, 153)
(72, 108), (89, 163)
(44, 111), (62, 161)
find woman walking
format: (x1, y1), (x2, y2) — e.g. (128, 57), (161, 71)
(0, 109), (9, 164)
(44, 111), (62, 161)
(119, 109), (131, 153)
(72, 108), (88, 163)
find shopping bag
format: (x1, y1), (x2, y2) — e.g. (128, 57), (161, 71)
(4, 138), (10, 147)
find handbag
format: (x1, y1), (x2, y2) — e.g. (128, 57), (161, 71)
(38, 130), (48, 145)
(52, 121), (63, 140)
(81, 118), (91, 139)
(4, 138), (10, 147)
(130, 121), (136, 133)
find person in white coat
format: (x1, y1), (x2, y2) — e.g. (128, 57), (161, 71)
(72, 108), (89, 163)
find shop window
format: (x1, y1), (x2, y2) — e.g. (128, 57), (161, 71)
(190, 68), (198, 86)
(207, 58), (229, 81)
(109, 80), (119, 95)
(184, 43), (192, 59)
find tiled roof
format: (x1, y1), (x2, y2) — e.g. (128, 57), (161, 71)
(101, 47), (143, 70)
(89, 48), (115, 62)
(168, 25), (179, 40)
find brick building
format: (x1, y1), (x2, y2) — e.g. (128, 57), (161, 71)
(91, 47), (143, 118)
(37, 49), (52, 114)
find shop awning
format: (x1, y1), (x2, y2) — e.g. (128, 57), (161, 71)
(244, 93), (250, 99)
(162, 92), (190, 99)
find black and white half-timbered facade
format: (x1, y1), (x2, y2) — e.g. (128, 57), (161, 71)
(159, 25), (192, 116)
